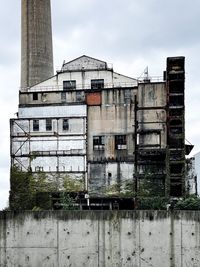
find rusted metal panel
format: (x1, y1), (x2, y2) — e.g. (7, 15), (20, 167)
(86, 92), (101, 106)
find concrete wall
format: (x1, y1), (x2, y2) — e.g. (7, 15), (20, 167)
(0, 211), (200, 267)
(19, 90), (86, 105)
(137, 82), (167, 148)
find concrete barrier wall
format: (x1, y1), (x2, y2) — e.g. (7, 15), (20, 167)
(0, 211), (200, 267)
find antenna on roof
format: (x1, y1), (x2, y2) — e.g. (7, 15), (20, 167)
(143, 66), (150, 82)
(137, 66), (150, 82)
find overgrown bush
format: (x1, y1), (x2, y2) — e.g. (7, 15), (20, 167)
(138, 197), (168, 210)
(10, 165), (53, 210)
(174, 195), (200, 210)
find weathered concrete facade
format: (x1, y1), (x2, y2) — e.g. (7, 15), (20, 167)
(21, 0), (54, 88)
(10, 55), (188, 207)
(0, 210), (200, 266)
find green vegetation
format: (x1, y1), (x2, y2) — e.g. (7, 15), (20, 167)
(137, 195), (200, 210)
(138, 197), (168, 210)
(60, 192), (78, 210)
(174, 195), (200, 210)
(8, 165), (200, 211)
(9, 165), (84, 211)
(10, 165), (57, 210)
(63, 176), (83, 191)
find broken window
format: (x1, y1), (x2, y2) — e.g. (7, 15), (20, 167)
(115, 135), (126, 150)
(91, 79), (104, 90)
(33, 92), (38, 101)
(63, 80), (76, 90)
(33, 119), (39, 131)
(93, 136), (105, 150)
(46, 119), (52, 131)
(63, 119), (69, 131)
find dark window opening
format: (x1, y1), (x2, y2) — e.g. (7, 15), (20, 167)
(93, 136), (105, 150)
(33, 119), (39, 131)
(169, 95), (184, 106)
(63, 80), (76, 90)
(169, 150), (183, 161)
(168, 73), (184, 80)
(33, 92), (38, 101)
(63, 119), (69, 131)
(46, 119), (52, 131)
(169, 108), (183, 117)
(169, 81), (184, 94)
(108, 172), (112, 186)
(169, 126), (183, 134)
(170, 163), (184, 174)
(76, 91), (84, 102)
(168, 59), (184, 72)
(168, 137), (184, 148)
(169, 119), (182, 126)
(170, 184), (182, 197)
(91, 79), (104, 90)
(115, 135), (126, 150)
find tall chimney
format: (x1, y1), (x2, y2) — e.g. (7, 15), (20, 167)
(21, 0), (54, 89)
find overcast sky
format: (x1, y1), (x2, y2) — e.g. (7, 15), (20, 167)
(0, 0), (200, 209)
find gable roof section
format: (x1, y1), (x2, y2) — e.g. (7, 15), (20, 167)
(61, 55), (108, 71)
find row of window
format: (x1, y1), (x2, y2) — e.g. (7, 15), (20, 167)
(61, 91), (84, 102)
(32, 89), (132, 105)
(33, 119), (69, 132)
(32, 79), (104, 101)
(32, 91), (85, 102)
(63, 79), (104, 90)
(93, 135), (127, 150)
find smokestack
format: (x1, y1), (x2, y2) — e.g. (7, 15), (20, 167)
(21, 0), (54, 89)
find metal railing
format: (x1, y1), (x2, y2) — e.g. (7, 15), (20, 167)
(20, 76), (163, 92)
(20, 82), (138, 92)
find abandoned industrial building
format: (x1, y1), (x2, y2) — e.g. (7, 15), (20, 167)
(10, 54), (191, 209)
(9, 0), (193, 210)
